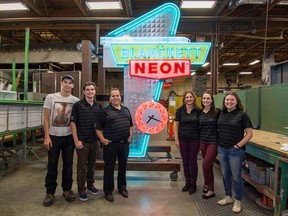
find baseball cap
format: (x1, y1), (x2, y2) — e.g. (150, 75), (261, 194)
(61, 75), (74, 83)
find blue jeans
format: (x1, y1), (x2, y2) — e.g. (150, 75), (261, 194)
(217, 146), (245, 201)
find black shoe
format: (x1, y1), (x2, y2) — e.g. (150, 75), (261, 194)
(203, 188), (208, 194)
(105, 194), (114, 202)
(182, 183), (191, 192)
(188, 185), (197, 195)
(202, 193), (215, 199)
(119, 189), (128, 198)
(63, 190), (76, 202)
(43, 194), (54, 207)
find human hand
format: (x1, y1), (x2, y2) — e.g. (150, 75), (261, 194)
(101, 138), (111, 145)
(175, 140), (180, 149)
(75, 140), (83, 149)
(44, 137), (52, 150)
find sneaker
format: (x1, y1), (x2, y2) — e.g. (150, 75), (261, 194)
(232, 200), (242, 213)
(87, 185), (99, 195)
(218, 196), (234, 206)
(105, 194), (114, 202)
(43, 194), (54, 207)
(182, 183), (191, 192)
(79, 191), (88, 202)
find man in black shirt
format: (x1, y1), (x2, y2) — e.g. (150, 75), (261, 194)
(70, 82), (102, 202)
(96, 88), (133, 202)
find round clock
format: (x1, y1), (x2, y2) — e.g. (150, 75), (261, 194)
(135, 101), (168, 134)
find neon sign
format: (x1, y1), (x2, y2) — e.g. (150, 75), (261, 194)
(109, 43), (211, 66)
(129, 59), (190, 79)
(101, 3), (212, 157)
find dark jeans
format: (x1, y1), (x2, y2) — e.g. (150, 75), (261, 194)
(179, 140), (200, 186)
(200, 142), (217, 191)
(45, 134), (75, 194)
(76, 141), (99, 192)
(103, 140), (129, 195)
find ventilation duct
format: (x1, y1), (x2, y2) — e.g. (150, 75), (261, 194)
(229, 0), (267, 10)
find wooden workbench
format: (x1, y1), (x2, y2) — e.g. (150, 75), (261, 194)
(245, 130), (288, 216)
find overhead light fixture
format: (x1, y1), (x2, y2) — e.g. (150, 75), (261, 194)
(202, 62), (209, 67)
(278, 0), (288, 5)
(239, 71), (253, 75)
(181, 0), (216, 9)
(249, 59), (260, 65)
(206, 72), (211, 75)
(190, 72), (196, 76)
(0, 3), (29, 11)
(59, 62), (74, 65)
(86, 1), (123, 10)
(222, 62), (239, 66)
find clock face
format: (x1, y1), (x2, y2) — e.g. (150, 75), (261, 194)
(135, 101), (168, 134)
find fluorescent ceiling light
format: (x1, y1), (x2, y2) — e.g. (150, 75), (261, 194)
(190, 72), (196, 76)
(202, 62), (209, 67)
(222, 62), (239, 66)
(181, 0), (216, 9)
(86, 1), (123, 10)
(249, 59), (260, 65)
(278, 0), (288, 4)
(59, 62), (74, 65)
(239, 71), (253, 75)
(0, 3), (28, 11)
(206, 72), (211, 75)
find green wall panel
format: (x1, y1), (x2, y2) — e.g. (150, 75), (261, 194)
(214, 93), (224, 109)
(246, 88), (260, 129)
(260, 84), (288, 134)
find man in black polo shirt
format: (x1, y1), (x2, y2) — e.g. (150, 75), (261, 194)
(96, 88), (133, 202)
(70, 82), (102, 202)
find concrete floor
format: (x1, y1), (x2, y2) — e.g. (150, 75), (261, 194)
(0, 130), (272, 216)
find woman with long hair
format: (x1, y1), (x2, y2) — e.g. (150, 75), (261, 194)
(199, 91), (220, 199)
(217, 92), (253, 213)
(174, 91), (200, 194)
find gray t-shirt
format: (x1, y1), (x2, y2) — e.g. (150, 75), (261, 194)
(43, 92), (79, 136)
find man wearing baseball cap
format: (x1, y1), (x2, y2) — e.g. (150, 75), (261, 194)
(43, 74), (79, 206)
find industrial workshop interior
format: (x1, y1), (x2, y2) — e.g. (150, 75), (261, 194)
(0, 0), (288, 216)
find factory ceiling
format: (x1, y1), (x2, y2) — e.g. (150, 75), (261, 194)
(0, 0), (288, 82)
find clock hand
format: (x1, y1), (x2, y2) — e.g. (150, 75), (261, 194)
(147, 115), (162, 123)
(146, 115), (154, 124)
(150, 116), (162, 122)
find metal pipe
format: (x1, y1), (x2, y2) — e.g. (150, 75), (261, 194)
(12, 58), (16, 91)
(1, 16), (288, 22)
(24, 28), (30, 101)
(96, 24), (100, 55)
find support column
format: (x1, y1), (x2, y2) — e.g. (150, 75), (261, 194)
(97, 58), (105, 107)
(81, 40), (92, 89)
(211, 24), (219, 95)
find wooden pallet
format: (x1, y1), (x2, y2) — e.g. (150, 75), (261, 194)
(95, 159), (180, 172)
